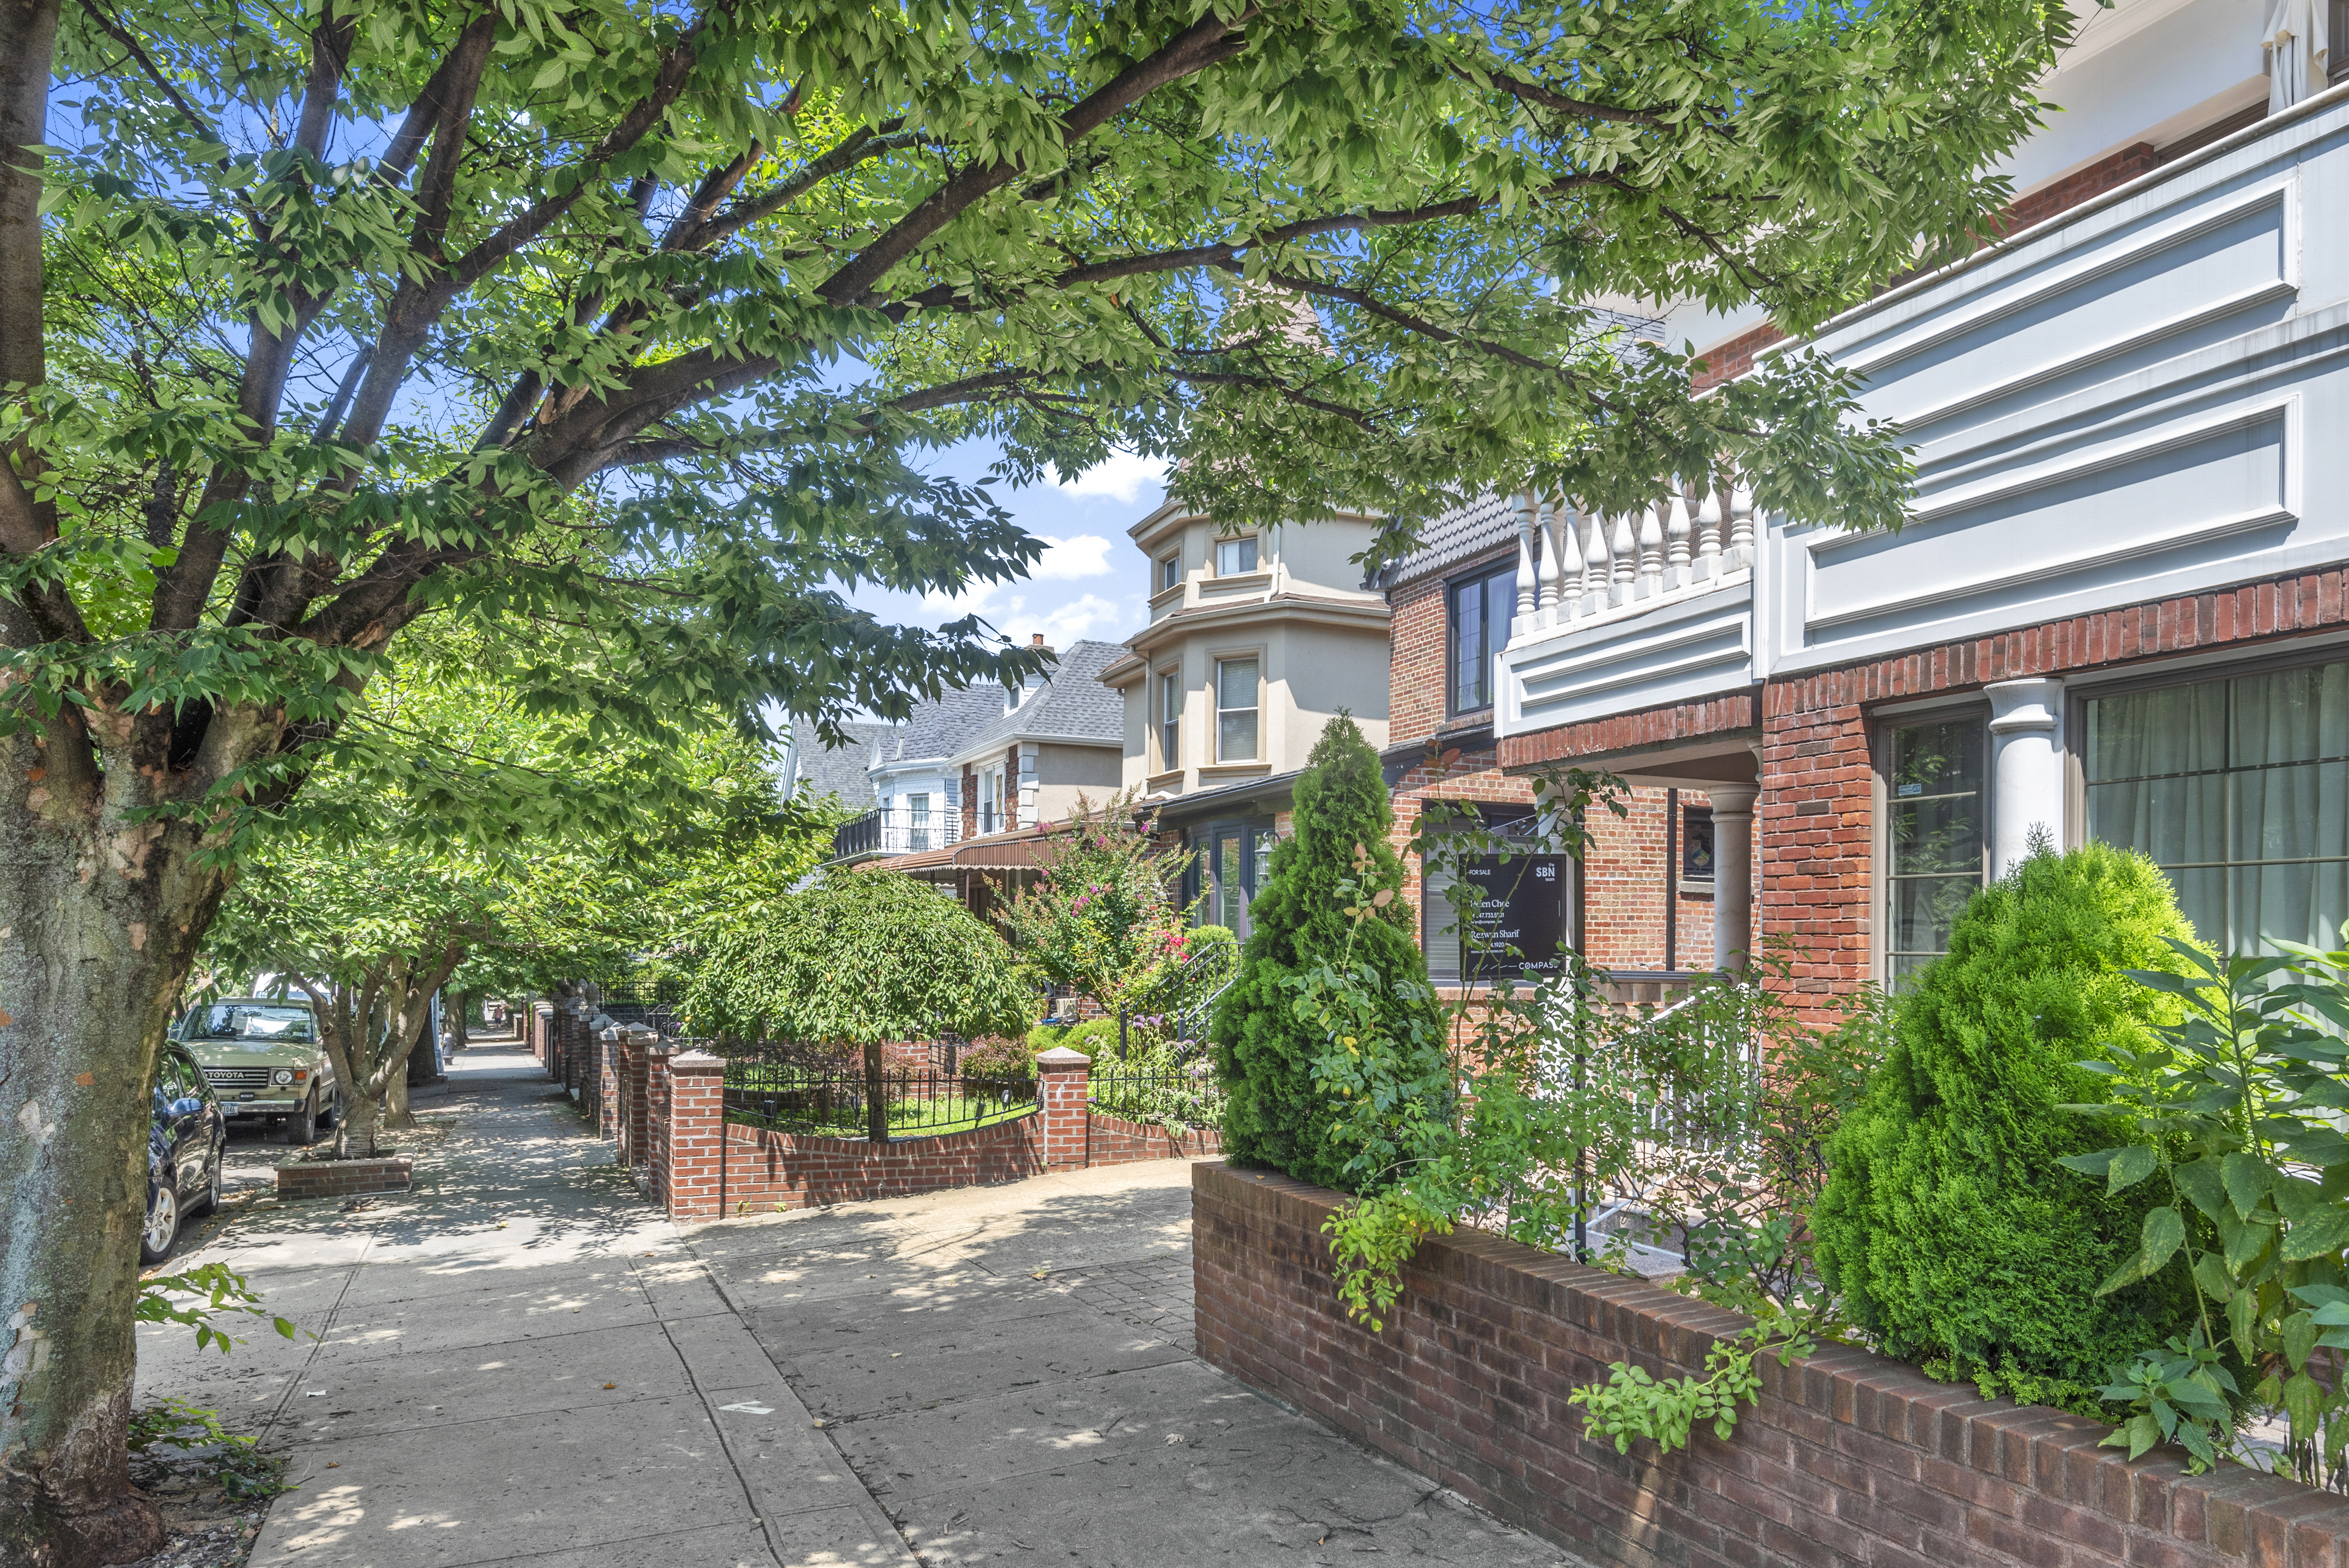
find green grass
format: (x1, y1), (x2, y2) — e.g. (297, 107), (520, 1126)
(724, 1081), (1035, 1140)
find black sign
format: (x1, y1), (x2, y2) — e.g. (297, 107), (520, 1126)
(1454, 855), (1572, 980)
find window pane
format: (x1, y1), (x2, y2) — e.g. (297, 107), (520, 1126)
(2087, 659), (2349, 954)
(1219, 709), (1258, 762)
(1219, 838), (1244, 928)
(1451, 581), (1483, 710)
(1484, 570), (1517, 663)
(1218, 658), (1257, 710)
(1216, 537), (1257, 574)
(1884, 716), (1985, 982)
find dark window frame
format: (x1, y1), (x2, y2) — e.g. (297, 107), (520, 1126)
(1445, 559), (1517, 716)
(1874, 705), (1990, 989)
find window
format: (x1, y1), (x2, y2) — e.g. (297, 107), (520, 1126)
(978, 769), (1004, 835)
(1215, 657), (1259, 762)
(2086, 658), (2349, 955)
(1157, 667), (1181, 771)
(1159, 553), (1180, 592)
(1447, 563), (1517, 713)
(1214, 535), (1258, 576)
(1884, 716), (1987, 986)
(1680, 804), (1715, 887)
(907, 792), (932, 851)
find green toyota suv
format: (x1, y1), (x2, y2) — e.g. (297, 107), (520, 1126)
(175, 998), (340, 1143)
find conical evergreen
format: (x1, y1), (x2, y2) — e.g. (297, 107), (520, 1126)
(1811, 842), (2206, 1400)
(1211, 716), (1438, 1191)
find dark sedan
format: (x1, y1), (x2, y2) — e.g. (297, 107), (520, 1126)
(145, 1042), (226, 1263)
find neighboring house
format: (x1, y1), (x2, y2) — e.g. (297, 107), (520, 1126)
(783, 718), (897, 812)
(1449, 11), (2349, 1005)
(1099, 502), (1392, 939)
(834, 640), (1127, 911)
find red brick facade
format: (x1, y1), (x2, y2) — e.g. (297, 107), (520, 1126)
(1498, 689), (1759, 773)
(1194, 1160), (2349, 1568)
(1758, 564), (2349, 1001)
(274, 1156), (413, 1200)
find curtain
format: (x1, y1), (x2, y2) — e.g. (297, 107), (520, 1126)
(2086, 662), (2349, 954)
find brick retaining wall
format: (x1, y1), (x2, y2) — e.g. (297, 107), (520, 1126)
(623, 1046), (1225, 1222)
(1192, 1161), (2349, 1568)
(275, 1156), (413, 1200)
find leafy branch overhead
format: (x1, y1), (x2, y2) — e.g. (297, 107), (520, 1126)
(5, 0), (2074, 854)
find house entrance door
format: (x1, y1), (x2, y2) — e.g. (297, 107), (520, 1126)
(1202, 821), (1275, 942)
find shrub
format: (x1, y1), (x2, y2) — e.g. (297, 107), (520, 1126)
(1812, 842), (2208, 1405)
(1000, 789), (1194, 1014)
(955, 1036), (1036, 1079)
(684, 870), (1038, 1043)
(1211, 716), (1439, 1191)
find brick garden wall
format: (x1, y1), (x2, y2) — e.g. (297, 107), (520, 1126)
(1193, 1161), (2349, 1568)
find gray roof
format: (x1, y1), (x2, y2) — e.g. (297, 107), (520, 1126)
(792, 720), (898, 809)
(953, 640), (1125, 757)
(1373, 491), (1518, 591)
(873, 681), (1012, 768)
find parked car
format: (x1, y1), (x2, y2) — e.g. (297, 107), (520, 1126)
(174, 997), (339, 1144)
(146, 1042), (226, 1263)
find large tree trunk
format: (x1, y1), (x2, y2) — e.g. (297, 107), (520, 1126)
(0, 781), (224, 1566)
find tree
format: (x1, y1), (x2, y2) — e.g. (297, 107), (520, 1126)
(1214, 716), (1438, 1191)
(2, 0), (2074, 1551)
(999, 789), (1194, 1018)
(684, 870), (1037, 1045)
(1811, 843), (2210, 1409)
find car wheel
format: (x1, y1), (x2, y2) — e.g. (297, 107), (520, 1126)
(195, 1144), (224, 1216)
(319, 1088), (340, 1130)
(291, 1092), (319, 1145)
(140, 1181), (179, 1264)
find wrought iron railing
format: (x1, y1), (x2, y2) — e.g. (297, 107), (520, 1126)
(716, 1039), (1036, 1141)
(830, 806), (965, 861)
(588, 978), (691, 1039)
(1088, 1058), (1224, 1132)
(1127, 936), (1241, 1054)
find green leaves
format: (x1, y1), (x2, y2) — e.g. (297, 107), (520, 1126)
(2098, 1207), (2187, 1296)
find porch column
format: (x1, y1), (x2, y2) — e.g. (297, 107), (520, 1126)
(1706, 784), (1759, 971)
(1986, 678), (2066, 878)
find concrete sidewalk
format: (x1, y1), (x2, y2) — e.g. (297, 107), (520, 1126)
(139, 1046), (909, 1568)
(143, 1046), (1575, 1568)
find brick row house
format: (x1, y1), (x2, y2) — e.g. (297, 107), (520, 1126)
(1113, 0), (2349, 1008)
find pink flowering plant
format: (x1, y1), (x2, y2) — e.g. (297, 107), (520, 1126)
(1002, 789), (1198, 1018)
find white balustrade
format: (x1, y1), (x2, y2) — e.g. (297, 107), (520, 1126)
(1608, 509), (1636, 608)
(1634, 499), (1665, 599)
(1665, 485), (1692, 591)
(1535, 493), (1562, 615)
(1513, 492), (1538, 624)
(1729, 481), (1755, 565)
(1553, 495), (1585, 624)
(1695, 486), (1724, 581)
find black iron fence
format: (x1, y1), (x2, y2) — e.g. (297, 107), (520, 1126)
(590, 978), (691, 1039)
(1088, 1058), (1224, 1132)
(715, 1040), (1038, 1141)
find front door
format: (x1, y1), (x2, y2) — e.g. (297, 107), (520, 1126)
(1200, 820), (1275, 942)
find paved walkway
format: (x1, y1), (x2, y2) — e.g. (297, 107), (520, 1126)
(141, 1046), (1573, 1568)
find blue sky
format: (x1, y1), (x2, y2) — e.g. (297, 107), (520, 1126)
(848, 445), (1172, 655)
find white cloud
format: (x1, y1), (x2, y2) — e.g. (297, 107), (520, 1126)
(1054, 448), (1167, 504)
(1030, 534), (1116, 580)
(1032, 593), (1126, 647)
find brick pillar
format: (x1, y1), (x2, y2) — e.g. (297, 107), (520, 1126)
(643, 1044), (672, 1201)
(532, 1002), (553, 1064)
(661, 1050), (726, 1224)
(597, 1027), (620, 1138)
(1036, 1046), (1091, 1170)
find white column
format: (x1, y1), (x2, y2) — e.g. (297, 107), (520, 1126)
(1513, 492), (1538, 625)
(1706, 784), (1760, 972)
(1986, 678), (2066, 877)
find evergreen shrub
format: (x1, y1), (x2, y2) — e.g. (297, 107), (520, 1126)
(1211, 717), (1439, 1191)
(1812, 842), (2207, 1405)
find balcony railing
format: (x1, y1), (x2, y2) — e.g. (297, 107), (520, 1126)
(830, 806), (965, 861)
(1503, 483), (1757, 649)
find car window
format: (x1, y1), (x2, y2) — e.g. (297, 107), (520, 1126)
(155, 1056), (189, 1104)
(185, 1003), (317, 1044)
(171, 1051), (211, 1102)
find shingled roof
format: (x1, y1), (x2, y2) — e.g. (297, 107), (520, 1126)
(790, 719), (897, 809)
(1372, 491), (1520, 591)
(951, 639), (1125, 757)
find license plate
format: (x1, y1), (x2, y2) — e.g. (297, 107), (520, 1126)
(224, 1103), (243, 1115)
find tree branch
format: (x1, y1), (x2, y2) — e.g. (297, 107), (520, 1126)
(816, 4), (1259, 307)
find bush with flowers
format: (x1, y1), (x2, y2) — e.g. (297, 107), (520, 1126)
(1001, 788), (1197, 1017)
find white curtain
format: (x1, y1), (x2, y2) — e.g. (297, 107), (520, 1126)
(2267, 0), (2331, 112)
(2086, 662), (2349, 954)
